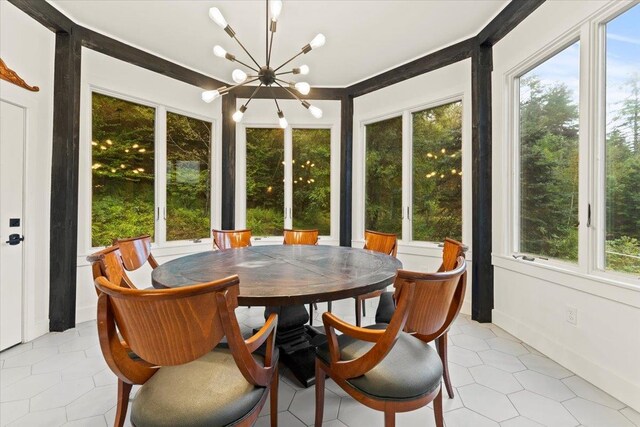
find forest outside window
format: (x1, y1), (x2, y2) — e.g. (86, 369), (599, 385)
(604, 5), (640, 275)
(518, 42), (580, 262)
(245, 127), (332, 236)
(91, 92), (214, 247)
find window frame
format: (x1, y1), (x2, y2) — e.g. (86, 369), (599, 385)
(359, 94), (469, 249)
(505, 1), (640, 285)
(236, 123), (339, 243)
(82, 86), (217, 252)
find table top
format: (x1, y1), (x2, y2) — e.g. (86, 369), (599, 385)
(151, 245), (402, 306)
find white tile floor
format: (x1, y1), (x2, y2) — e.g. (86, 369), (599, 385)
(1, 298), (638, 427)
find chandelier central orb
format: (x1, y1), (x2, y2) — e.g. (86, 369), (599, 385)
(201, 0), (326, 128)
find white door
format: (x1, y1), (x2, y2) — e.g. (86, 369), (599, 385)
(0, 100), (25, 351)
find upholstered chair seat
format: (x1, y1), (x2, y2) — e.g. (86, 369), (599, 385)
(132, 349), (268, 427)
(316, 327), (442, 401)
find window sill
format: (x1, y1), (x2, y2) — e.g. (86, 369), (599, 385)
(492, 254), (640, 308)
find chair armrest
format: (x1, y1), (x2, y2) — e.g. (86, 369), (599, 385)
(245, 313), (278, 353)
(322, 312), (384, 343)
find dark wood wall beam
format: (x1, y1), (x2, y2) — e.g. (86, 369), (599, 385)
(234, 86), (345, 100)
(7, 0), (74, 33)
(340, 95), (354, 246)
(76, 26), (226, 89)
(347, 37), (476, 98)
(221, 93), (237, 229)
(470, 44), (493, 323)
(477, 0), (546, 47)
(49, 28), (82, 331)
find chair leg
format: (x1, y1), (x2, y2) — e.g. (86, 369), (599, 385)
(362, 299), (366, 317)
(433, 385), (444, 427)
(437, 333), (454, 398)
(327, 301), (332, 312)
(314, 361), (325, 427)
(384, 410), (395, 427)
(355, 297), (362, 327)
(270, 366), (279, 427)
(309, 303), (314, 326)
(114, 380), (132, 427)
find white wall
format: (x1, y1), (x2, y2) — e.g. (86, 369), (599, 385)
(0, 2), (55, 341)
(75, 49), (223, 323)
(352, 60), (473, 314)
(492, 0), (640, 410)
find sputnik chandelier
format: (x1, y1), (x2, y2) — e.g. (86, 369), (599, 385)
(201, 0), (326, 128)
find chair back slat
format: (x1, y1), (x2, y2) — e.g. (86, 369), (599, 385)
(87, 245), (133, 292)
(363, 230), (398, 257)
(396, 257), (467, 341)
(439, 238), (467, 271)
(283, 229), (319, 245)
(212, 229), (252, 250)
(95, 275), (240, 366)
(117, 235), (156, 271)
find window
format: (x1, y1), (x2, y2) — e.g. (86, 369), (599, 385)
(412, 102), (463, 242)
(91, 92), (214, 247)
(166, 112), (212, 241)
(604, 5), (640, 274)
(518, 42), (580, 262)
(365, 116), (403, 235)
(246, 128), (285, 236)
(91, 93), (155, 247)
(363, 103), (465, 244)
(245, 127), (332, 236)
(292, 128), (331, 235)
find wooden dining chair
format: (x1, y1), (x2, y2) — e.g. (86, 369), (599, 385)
(114, 235), (159, 288)
(94, 273), (279, 427)
(283, 228), (321, 322)
(354, 230), (398, 326)
(375, 238), (467, 399)
(283, 228), (319, 245)
(212, 228), (252, 250)
(87, 245), (151, 425)
(315, 265), (455, 427)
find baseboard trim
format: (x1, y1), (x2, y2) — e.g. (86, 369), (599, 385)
(493, 309), (640, 411)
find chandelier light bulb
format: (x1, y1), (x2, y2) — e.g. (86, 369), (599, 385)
(309, 105), (323, 118)
(295, 82), (311, 95)
(309, 33), (326, 49)
(202, 89), (221, 103)
(233, 105), (247, 123)
(299, 65), (310, 75)
(270, 0), (283, 21)
(208, 7), (228, 29)
(232, 69), (248, 83)
(213, 45), (227, 58)
(278, 111), (288, 129)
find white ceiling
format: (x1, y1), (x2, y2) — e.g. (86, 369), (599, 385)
(50, 0), (509, 87)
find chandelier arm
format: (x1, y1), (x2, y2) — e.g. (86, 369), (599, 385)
(231, 58), (259, 73)
(243, 83), (263, 108)
(275, 81), (304, 103)
(275, 78), (293, 86)
(220, 77), (260, 94)
(267, 30), (275, 67)
(231, 35), (262, 69)
(273, 51), (304, 72)
(275, 71), (294, 76)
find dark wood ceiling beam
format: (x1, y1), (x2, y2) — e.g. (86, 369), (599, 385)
(233, 85), (345, 100)
(7, 0), (74, 33)
(477, 0), (546, 47)
(346, 37), (476, 98)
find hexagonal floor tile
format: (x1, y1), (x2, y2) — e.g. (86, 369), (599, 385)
(30, 378), (95, 412)
(448, 346), (483, 367)
(469, 365), (523, 394)
(451, 334), (491, 352)
(458, 383), (518, 422)
(62, 415), (108, 427)
(509, 390), (579, 427)
(0, 372), (60, 402)
(486, 337), (529, 356)
(0, 400), (30, 426)
(254, 411), (306, 427)
(514, 370), (576, 401)
(65, 384), (117, 421)
(290, 385), (340, 425)
(259, 377), (297, 416)
(448, 362), (475, 388)
(561, 376), (625, 409)
(563, 397), (635, 427)
(445, 407), (499, 427)
(519, 354), (573, 379)
(500, 416), (544, 427)
(479, 350), (526, 373)
(338, 397), (384, 427)
(7, 407), (67, 427)
(460, 324), (497, 340)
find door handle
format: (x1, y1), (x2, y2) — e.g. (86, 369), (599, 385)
(5, 234), (24, 245)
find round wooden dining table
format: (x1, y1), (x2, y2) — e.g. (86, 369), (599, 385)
(151, 244), (402, 387)
(151, 244), (402, 307)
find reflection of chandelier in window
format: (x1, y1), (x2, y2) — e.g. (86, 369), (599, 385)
(202, 0), (325, 128)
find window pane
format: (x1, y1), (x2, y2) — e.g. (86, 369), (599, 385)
(166, 112), (212, 241)
(91, 93), (155, 247)
(412, 102), (462, 242)
(519, 42), (580, 261)
(605, 5), (640, 274)
(292, 129), (331, 235)
(365, 117), (403, 235)
(246, 128), (285, 236)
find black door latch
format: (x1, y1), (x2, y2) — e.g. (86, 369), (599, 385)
(5, 234), (24, 245)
